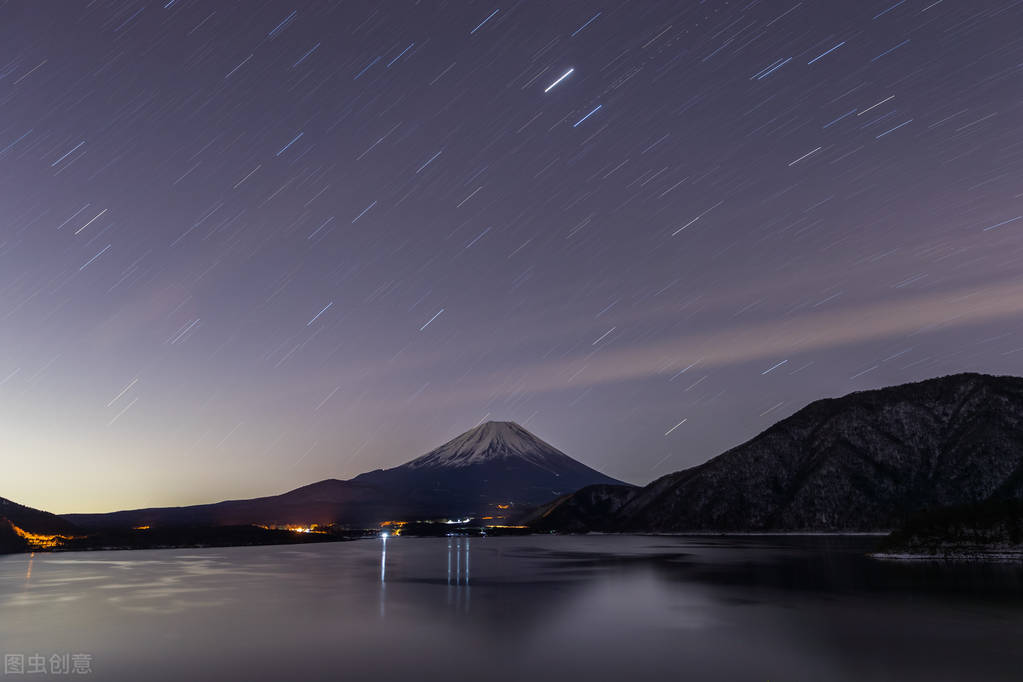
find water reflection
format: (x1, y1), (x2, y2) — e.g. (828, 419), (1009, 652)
(378, 534), (472, 616)
(3, 536), (1022, 682)
(445, 537), (470, 585)
(445, 537), (471, 613)
(379, 534), (387, 617)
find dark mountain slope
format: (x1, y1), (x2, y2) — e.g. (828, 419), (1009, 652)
(530, 373), (1023, 532)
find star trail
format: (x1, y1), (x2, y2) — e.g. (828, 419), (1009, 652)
(1, 1), (1022, 513)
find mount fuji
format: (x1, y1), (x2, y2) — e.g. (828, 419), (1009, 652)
(63, 421), (627, 530)
(350, 421), (626, 515)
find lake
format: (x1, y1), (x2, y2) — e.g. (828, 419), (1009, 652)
(1, 535), (1021, 681)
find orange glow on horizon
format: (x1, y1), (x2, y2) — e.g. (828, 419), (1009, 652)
(7, 522), (77, 549)
(283, 524), (326, 534)
(379, 520), (407, 535)
(252, 523), (327, 533)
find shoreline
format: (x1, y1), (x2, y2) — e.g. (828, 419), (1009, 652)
(2, 530), (893, 558)
(870, 550), (1023, 563)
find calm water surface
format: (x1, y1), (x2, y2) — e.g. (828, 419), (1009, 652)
(1, 535), (1022, 681)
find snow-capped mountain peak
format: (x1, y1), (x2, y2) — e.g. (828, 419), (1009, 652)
(403, 421), (572, 470)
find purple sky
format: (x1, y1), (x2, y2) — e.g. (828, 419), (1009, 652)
(2, 1), (1022, 513)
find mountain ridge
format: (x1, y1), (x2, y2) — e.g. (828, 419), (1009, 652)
(528, 373), (1023, 532)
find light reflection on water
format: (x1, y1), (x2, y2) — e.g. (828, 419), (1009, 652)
(444, 536), (471, 613)
(1, 535), (1022, 682)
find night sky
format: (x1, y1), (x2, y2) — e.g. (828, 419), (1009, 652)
(3, 1), (1022, 513)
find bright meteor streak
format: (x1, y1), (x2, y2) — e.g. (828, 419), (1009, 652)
(544, 68), (574, 93)
(573, 104), (602, 127)
(664, 418), (687, 436)
(420, 308), (445, 331)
